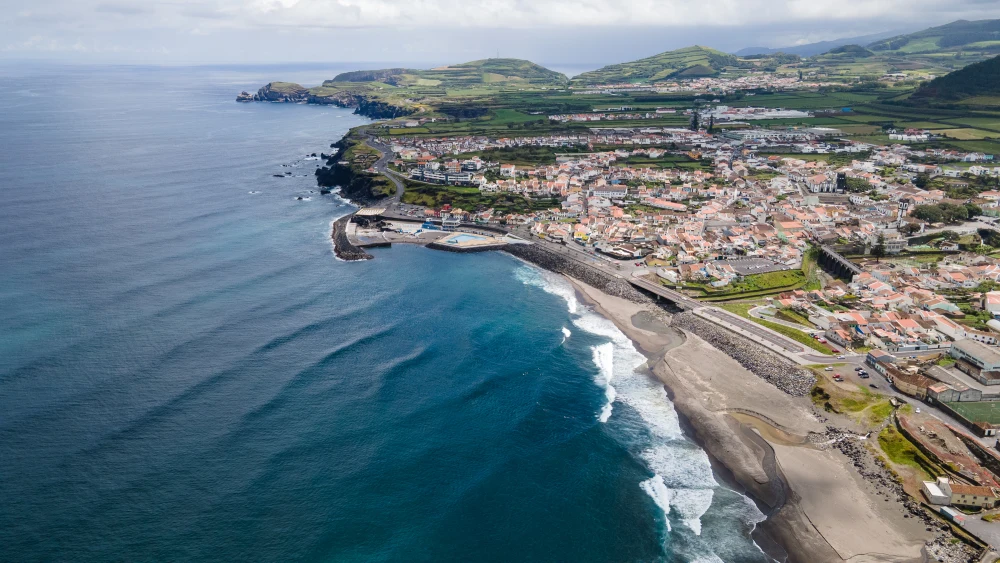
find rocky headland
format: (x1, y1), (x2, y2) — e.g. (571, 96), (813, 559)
(237, 82), (413, 120)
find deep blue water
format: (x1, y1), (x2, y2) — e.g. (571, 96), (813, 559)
(0, 64), (766, 562)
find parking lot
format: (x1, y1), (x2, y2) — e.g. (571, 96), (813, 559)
(717, 257), (790, 275)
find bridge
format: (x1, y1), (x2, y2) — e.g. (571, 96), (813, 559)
(627, 275), (701, 310)
(818, 245), (862, 280)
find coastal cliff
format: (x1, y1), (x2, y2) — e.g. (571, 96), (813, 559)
(236, 82), (413, 119)
(315, 137), (396, 204)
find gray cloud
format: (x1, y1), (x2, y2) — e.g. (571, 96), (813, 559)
(1, 0), (998, 64)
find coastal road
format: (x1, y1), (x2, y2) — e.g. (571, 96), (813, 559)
(362, 130), (404, 205)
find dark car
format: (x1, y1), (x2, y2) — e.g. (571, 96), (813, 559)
(869, 384), (878, 389)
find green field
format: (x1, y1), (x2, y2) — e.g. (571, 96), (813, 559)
(939, 128), (996, 140)
(879, 425), (942, 478)
(945, 401), (1000, 424)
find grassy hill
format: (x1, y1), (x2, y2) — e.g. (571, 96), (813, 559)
(571, 46), (740, 85)
(322, 59), (568, 90)
(826, 45), (875, 58)
(911, 54), (1000, 105)
(869, 19), (1000, 55)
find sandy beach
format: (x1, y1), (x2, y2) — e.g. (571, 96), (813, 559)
(565, 276), (932, 563)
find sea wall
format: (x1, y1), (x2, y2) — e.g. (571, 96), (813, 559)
(671, 312), (816, 396)
(427, 241), (507, 253)
(331, 216), (373, 261)
(503, 243), (650, 304)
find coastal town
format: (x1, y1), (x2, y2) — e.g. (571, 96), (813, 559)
(242, 30), (1000, 562)
(330, 106), (1000, 560)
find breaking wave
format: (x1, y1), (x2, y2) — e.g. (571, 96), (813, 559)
(513, 264), (766, 555)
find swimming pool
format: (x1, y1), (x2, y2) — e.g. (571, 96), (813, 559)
(445, 234), (489, 244)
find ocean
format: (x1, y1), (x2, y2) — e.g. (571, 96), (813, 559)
(0, 63), (767, 562)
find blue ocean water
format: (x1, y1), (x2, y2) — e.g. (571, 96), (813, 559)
(0, 64), (767, 562)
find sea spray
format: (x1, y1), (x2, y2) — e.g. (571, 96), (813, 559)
(639, 475), (673, 532)
(591, 342), (616, 423)
(512, 263), (768, 558)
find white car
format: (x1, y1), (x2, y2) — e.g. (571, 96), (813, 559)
(824, 367), (834, 371)
(837, 355), (845, 360)
(915, 407), (921, 413)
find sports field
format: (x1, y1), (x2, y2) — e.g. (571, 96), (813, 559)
(945, 401), (1000, 425)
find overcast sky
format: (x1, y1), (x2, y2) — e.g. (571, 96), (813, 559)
(2, 0), (999, 69)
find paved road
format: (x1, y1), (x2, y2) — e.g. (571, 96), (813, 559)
(698, 307), (809, 354)
(362, 131), (404, 205)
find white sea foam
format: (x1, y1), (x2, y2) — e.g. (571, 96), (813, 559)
(639, 475), (673, 532)
(514, 266), (578, 315)
(592, 342), (616, 422)
(561, 326), (571, 343)
(513, 263), (736, 540)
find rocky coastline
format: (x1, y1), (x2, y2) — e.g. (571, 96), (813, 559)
(314, 139), (391, 205)
(237, 82), (413, 120)
(330, 215), (373, 261)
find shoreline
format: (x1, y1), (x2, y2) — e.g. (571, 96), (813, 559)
(328, 212), (943, 561)
(563, 275), (932, 563)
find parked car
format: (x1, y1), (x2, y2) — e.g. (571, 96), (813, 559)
(834, 375), (844, 382)
(824, 367), (834, 371)
(869, 384), (878, 389)
(854, 367), (863, 372)
(915, 407), (921, 414)
(860, 373), (870, 379)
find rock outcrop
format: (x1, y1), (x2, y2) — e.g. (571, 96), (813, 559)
(331, 216), (372, 261)
(236, 83), (413, 119)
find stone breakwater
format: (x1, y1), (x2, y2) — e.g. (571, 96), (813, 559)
(331, 216), (373, 261)
(671, 312), (816, 396)
(503, 243), (650, 304)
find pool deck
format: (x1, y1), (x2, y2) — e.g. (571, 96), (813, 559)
(427, 232), (508, 253)
(346, 221), (509, 253)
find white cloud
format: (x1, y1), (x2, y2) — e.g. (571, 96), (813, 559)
(4, 0), (999, 32)
(1, 0), (998, 63)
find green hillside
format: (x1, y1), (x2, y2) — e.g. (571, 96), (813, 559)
(911, 54), (1000, 105)
(571, 46), (739, 85)
(826, 44), (875, 58)
(322, 59), (568, 90)
(869, 19), (1000, 55)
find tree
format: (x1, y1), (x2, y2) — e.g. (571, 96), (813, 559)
(845, 177), (872, 193)
(977, 280), (998, 294)
(690, 110), (700, 132)
(914, 173), (930, 189)
(707, 116), (715, 134)
(872, 232), (887, 263)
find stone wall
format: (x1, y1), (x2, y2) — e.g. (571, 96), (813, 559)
(671, 312), (816, 396)
(503, 243), (650, 304)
